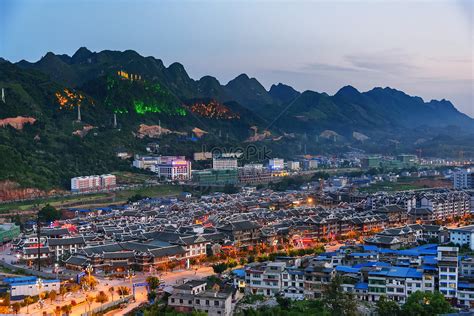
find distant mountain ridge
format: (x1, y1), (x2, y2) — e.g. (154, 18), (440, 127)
(16, 47), (473, 132)
(1, 47), (473, 189)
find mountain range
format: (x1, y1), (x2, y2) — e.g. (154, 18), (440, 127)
(1, 47), (473, 189)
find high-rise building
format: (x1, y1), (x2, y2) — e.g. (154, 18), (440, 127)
(213, 157), (238, 170)
(269, 158), (284, 170)
(437, 246), (459, 299)
(153, 159), (192, 180)
(453, 169), (474, 189)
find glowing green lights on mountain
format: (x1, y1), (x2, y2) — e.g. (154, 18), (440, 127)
(133, 100), (187, 116)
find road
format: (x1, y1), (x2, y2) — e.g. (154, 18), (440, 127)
(15, 266), (214, 316)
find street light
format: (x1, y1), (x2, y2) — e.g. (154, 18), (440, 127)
(126, 269), (135, 300)
(36, 278), (44, 309)
(54, 263), (59, 280)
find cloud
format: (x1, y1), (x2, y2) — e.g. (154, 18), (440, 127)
(345, 53), (418, 75)
(302, 62), (359, 73)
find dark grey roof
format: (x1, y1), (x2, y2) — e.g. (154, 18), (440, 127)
(103, 251), (135, 259)
(41, 228), (70, 237)
(64, 256), (89, 266)
(48, 237), (86, 246)
(149, 245), (186, 258)
(217, 220), (261, 232)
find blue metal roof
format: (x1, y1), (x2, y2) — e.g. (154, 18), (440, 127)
(422, 256), (437, 265)
(353, 262), (390, 268)
(336, 266), (360, 273)
(4, 276), (60, 286)
(362, 245), (378, 252)
(369, 267), (422, 279)
(355, 282), (368, 290)
(232, 269), (245, 278)
(349, 252), (374, 257)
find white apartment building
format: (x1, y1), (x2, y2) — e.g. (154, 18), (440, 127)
(287, 161), (300, 171)
(48, 236), (86, 258)
(212, 157), (238, 170)
(450, 225), (474, 250)
(132, 156), (160, 170)
(453, 169), (474, 189)
(245, 261), (287, 296)
(437, 246), (459, 298)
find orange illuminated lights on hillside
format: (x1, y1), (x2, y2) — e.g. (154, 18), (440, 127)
(189, 100), (240, 120)
(55, 88), (89, 110)
(117, 70), (141, 81)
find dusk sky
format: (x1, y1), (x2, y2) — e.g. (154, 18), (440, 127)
(1, 0), (473, 116)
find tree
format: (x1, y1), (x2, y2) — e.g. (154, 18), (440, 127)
(70, 283), (81, 294)
(11, 302), (21, 314)
(0, 293), (10, 306)
(376, 295), (401, 316)
(60, 285), (68, 300)
(23, 296), (34, 314)
(212, 262), (228, 274)
(54, 306), (61, 316)
(80, 275), (98, 290)
(95, 291), (109, 306)
(117, 286), (130, 297)
(322, 276), (358, 316)
(86, 294), (95, 312)
(49, 289), (57, 304)
(61, 304), (72, 316)
(146, 276), (160, 292)
(108, 286), (115, 302)
(38, 204), (61, 222)
(401, 291), (453, 316)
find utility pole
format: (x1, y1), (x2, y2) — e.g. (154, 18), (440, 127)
(113, 113), (117, 128)
(77, 104), (81, 122)
(37, 214), (41, 271)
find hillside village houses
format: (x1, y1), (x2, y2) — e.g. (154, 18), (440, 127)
(9, 189), (474, 313)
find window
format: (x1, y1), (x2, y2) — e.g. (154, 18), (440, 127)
(196, 299), (200, 304)
(171, 298), (175, 303)
(206, 300), (210, 306)
(214, 301), (219, 306)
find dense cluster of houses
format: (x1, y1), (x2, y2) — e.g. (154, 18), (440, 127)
(11, 188), (473, 280)
(236, 244), (474, 308)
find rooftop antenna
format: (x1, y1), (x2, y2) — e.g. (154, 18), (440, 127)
(1, 88), (5, 103)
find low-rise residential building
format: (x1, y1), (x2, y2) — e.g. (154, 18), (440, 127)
(450, 225), (474, 250)
(4, 276), (60, 300)
(168, 280), (233, 316)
